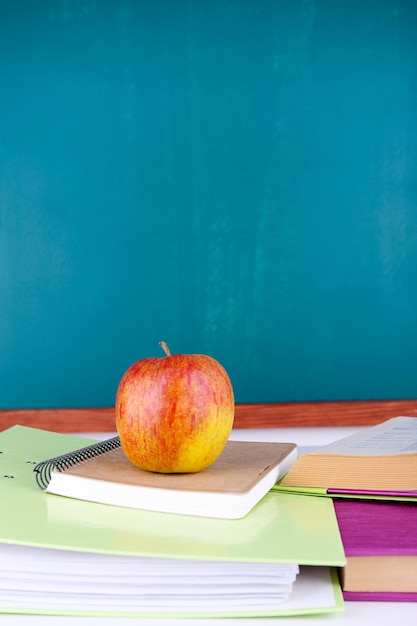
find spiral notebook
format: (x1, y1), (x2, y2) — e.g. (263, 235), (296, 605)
(34, 435), (298, 519)
(0, 425), (345, 618)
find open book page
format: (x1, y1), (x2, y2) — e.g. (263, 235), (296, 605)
(310, 417), (417, 457)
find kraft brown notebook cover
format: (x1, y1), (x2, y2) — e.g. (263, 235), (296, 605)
(35, 438), (298, 519)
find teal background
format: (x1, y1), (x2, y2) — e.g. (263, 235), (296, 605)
(1, 0), (417, 409)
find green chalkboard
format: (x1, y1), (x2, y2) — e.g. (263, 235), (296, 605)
(1, 0), (417, 409)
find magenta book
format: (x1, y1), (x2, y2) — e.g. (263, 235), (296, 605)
(334, 499), (417, 600)
(334, 499), (417, 557)
(343, 591), (417, 602)
(329, 488), (417, 498)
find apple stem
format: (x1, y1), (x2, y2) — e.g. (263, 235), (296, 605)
(159, 341), (171, 357)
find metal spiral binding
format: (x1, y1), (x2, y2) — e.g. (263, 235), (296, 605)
(33, 436), (121, 490)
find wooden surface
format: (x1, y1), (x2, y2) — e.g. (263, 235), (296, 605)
(1, 400), (417, 433)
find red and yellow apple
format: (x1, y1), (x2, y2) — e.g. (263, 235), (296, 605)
(115, 342), (235, 473)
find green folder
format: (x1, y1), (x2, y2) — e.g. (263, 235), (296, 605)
(0, 425), (345, 617)
(273, 481), (417, 502)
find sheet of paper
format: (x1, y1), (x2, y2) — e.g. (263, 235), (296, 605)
(311, 416), (417, 456)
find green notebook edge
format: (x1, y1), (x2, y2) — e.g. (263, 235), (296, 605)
(273, 480), (417, 502)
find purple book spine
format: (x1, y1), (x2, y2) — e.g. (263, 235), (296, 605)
(334, 499), (417, 556)
(329, 488), (417, 497)
(343, 591), (417, 603)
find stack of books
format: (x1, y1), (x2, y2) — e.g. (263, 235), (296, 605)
(275, 415), (417, 601)
(0, 425), (345, 618)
